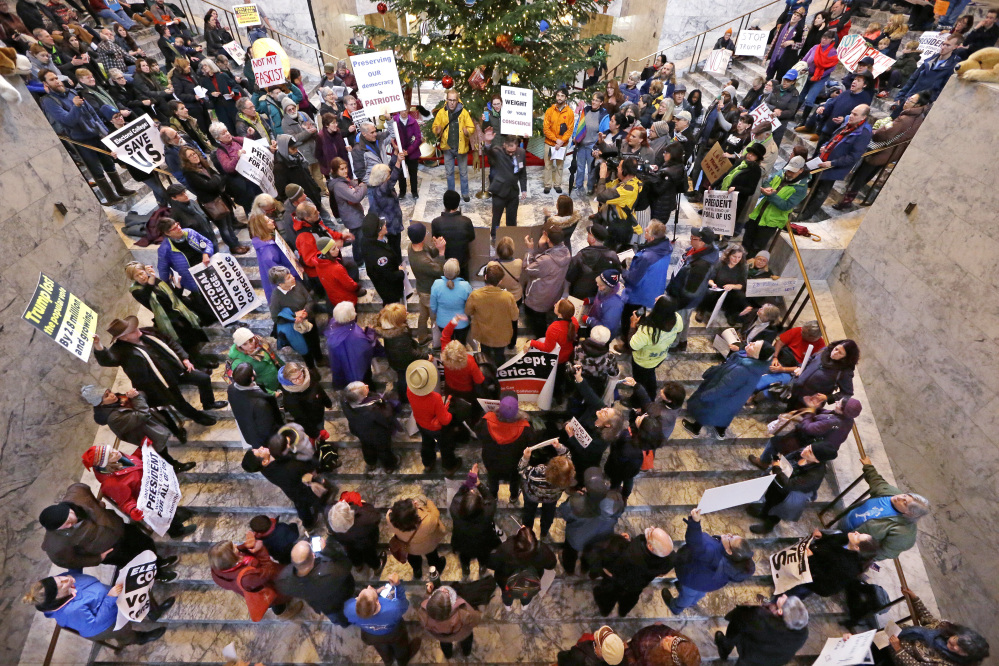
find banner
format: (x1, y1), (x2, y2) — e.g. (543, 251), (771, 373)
(223, 40), (246, 65)
(500, 85), (534, 137)
(101, 114), (164, 174)
(701, 189), (738, 236)
(135, 446), (180, 536)
(815, 630), (877, 666)
(235, 138), (276, 197)
(770, 537), (813, 594)
(497, 345), (560, 410)
(746, 276), (801, 297)
(749, 102), (781, 130)
(837, 34), (895, 78)
(273, 231), (303, 278)
(700, 142), (732, 185)
(21, 273), (98, 362)
(113, 550), (157, 629)
(704, 48), (732, 74)
(251, 53), (285, 88)
(349, 49), (406, 115)
(232, 3), (261, 26)
(735, 30), (768, 57)
(189, 253), (263, 326)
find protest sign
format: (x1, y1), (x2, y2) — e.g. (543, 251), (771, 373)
(746, 276), (801, 297)
(770, 537), (813, 594)
(135, 446), (181, 536)
(705, 289), (729, 328)
(697, 475), (775, 514)
(273, 232), (303, 278)
(567, 417), (592, 448)
(705, 48), (732, 74)
(500, 85), (534, 136)
(497, 345), (560, 409)
(223, 40), (246, 65)
(114, 550), (157, 629)
(477, 398), (502, 412)
(232, 3), (261, 26)
(814, 630), (877, 666)
(735, 29), (769, 57)
(837, 34), (895, 77)
(101, 114), (164, 173)
(713, 328), (740, 358)
(749, 102), (781, 130)
(188, 253), (263, 326)
(22, 273), (98, 362)
(701, 189), (738, 236)
(917, 31), (945, 64)
(235, 138), (276, 197)
(349, 50), (406, 115)
(251, 53), (285, 88)
(700, 142), (733, 184)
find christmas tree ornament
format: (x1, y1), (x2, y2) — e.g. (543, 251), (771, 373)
(567, 0), (576, 5)
(539, 19), (550, 32)
(513, 33), (524, 45)
(595, 48), (606, 58)
(376, 1), (387, 12)
(441, 75), (454, 88)
(465, 0), (476, 6)
(421, 35), (431, 44)
(507, 71), (520, 84)
(468, 65), (487, 90)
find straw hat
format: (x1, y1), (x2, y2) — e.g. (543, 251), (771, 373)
(406, 359), (439, 396)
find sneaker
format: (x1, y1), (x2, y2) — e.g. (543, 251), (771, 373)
(713, 426), (728, 440)
(681, 419), (701, 436)
(462, 195), (470, 203)
(155, 569), (177, 582)
(554, 187), (562, 193)
(504, 603), (514, 612)
(157, 555), (179, 568)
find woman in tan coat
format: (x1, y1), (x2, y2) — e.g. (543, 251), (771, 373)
(387, 496), (447, 578)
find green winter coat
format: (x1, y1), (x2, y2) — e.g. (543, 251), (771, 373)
(854, 463), (919, 561)
(749, 171), (809, 229)
(227, 339), (283, 394)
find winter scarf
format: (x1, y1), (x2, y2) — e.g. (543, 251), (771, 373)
(810, 43), (839, 81)
(898, 627), (977, 666)
(130, 280), (201, 343)
(820, 122), (862, 161)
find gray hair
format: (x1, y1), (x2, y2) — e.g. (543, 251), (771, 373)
(904, 493), (931, 519)
(368, 163), (391, 187)
(108, 68), (124, 78)
(237, 97), (254, 112)
(359, 120), (376, 133)
(268, 265), (290, 285)
(208, 121), (229, 139)
(199, 58), (220, 74)
(333, 301), (356, 324)
(782, 596), (809, 630)
(344, 381), (367, 405)
(801, 320), (822, 340)
(758, 303), (781, 323)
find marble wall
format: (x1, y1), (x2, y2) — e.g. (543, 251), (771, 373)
(0, 78), (134, 662)
(656, 0), (786, 62)
(831, 78), (999, 648)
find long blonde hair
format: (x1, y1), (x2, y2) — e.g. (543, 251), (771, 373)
(248, 213), (274, 241)
(885, 14), (908, 39)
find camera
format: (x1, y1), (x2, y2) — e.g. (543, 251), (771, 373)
(604, 155), (621, 172)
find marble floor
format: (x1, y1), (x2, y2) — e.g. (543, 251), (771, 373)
(16, 157), (939, 666)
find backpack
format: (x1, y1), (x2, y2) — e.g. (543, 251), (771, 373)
(844, 579), (891, 629)
(317, 438), (341, 472)
(505, 567), (542, 603)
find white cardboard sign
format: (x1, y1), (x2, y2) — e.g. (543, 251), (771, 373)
(477, 398), (502, 412)
(705, 48), (732, 74)
(235, 138), (276, 197)
(697, 475), (775, 514)
(114, 549), (157, 629)
(837, 34), (895, 78)
(349, 50), (406, 115)
(223, 40), (246, 65)
(814, 630), (877, 666)
(567, 417), (592, 449)
(500, 85), (533, 137)
(251, 53), (285, 88)
(769, 537), (813, 594)
(735, 30), (768, 57)
(746, 277), (801, 297)
(102, 114), (164, 174)
(135, 446), (180, 536)
(701, 189), (738, 236)
(749, 102), (781, 130)
(188, 253), (264, 326)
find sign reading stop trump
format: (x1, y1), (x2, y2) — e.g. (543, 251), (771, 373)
(114, 550), (157, 629)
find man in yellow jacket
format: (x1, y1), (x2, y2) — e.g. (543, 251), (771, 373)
(543, 87), (575, 193)
(432, 90), (475, 202)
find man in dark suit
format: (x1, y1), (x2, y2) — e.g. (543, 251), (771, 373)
(483, 130), (528, 239)
(430, 189), (476, 280)
(228, 362), (283, 448)
(93, 315), (226, 426)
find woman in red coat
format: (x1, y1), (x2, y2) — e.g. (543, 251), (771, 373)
(82, 444), (195, 539)
(527, 298), (579, 364)
(314, 237), (361, 306)
(439, 316), (485, 401)
(208, 534), (294, 621)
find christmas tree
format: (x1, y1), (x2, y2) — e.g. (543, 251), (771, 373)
(356, 0), (621, 133)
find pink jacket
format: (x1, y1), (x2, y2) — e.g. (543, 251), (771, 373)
(215, 136), (245, 173)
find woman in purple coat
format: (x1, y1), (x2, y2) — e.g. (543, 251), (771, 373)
(249, 212), (299, 304)
(323, 301), (381, 389)
(392, 107), (423, 198)
(315, 112), (353, 217)
(750, 396), (863, 468)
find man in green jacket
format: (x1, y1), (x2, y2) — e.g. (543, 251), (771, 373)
(741, 155), (809, 258)
(838, 455), (930, 561)
(227, 328), (284, 394)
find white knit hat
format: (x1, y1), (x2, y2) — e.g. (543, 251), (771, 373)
(80, 384), (106, 406)
(590, 326), (611, 345)
(233, 327), (254, 347)
(327, 501), (355, 533)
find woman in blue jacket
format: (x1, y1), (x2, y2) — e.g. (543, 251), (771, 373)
(25, 572), (167, 646)
(430, 259), (473, 344)
(683, 340), (774, 439)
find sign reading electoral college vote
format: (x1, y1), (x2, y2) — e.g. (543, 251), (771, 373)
(349, 50), (406, 115)
(500, 86), (533, 136)
(22, 273), (98, 362)
(188, 253), (263, 325)
(232, 3), (261, 26)
(102, 114), (164, 174)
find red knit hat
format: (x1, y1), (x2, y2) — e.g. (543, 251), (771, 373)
(82, 445), (113, 471)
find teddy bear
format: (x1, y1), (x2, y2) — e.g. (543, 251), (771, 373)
(0, 45), (31, 103)
(956, 47), (999, 83)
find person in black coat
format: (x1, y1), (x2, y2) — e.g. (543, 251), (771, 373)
(483, 131), (528, 239)
(274, 134), (328, 220)
(107, 70), (153, 119)
(450, 465), (502, 578)
(228, 362), (283, 449)
(430, 190), (477, 280)
(789, 529), (877, 598)
(714, 595), (810, 665)
(93, 316), (225, 426)
(604, 416), (646, 503)
(277, 362), (331, 440)
(326, 499), (387, 572)
(168, 57), (211, 134)
(340, 381), (400, 471)
(565, 223), (622, 300)
(488, 526), (557, 610)
(475, 392), (534, 502)
(249, 515), (301, 565)
(726, 142), (765, 224)
(178, 144), (248, 254)
(241, 434), (325, 529)
(747, 442), (837, 534)
(593, 528), (675, 617)
(360, 213), (405, 305)
(564, 370), (614, 487)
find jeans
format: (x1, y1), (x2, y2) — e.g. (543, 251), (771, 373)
(522, 501), (557, 536)
(667, 583), (708, 611)
(798, 178), (836, 220)
(443, 150), (470, 197)
(212, 212), (242, 252)
(759, 438), (779, 465)
(248, 27), (267, 43)
(576, 144), (597, 191)
(99, 8), (136, 28)
(75, 137), (117, 179)
(141, 172), (167, 205)
(939, 0), (972, 26)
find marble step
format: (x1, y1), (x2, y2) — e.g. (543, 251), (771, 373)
(89, 617), (847, 664)
(176, 473), (836, 512)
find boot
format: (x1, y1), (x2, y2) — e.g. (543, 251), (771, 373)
(832, 190), (857, 211)
(95, 176), (124, 205)
(108, 170), (138, 197)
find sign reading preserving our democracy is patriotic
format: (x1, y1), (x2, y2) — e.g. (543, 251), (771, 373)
(770, 537), (813, 594)
(101, 114), (164, 174)
(251, 53), (285, 88)
(21, 273), (98, 362)
(735, 30), (768, 57)
(188, 253), (263, 326)
(500, 85), (533, 136)
(837, 34), (896, 78)
(114, 550), (157, 629)
(497, 345), (560, 409)
(349, 49), (406, 115)
(232, 3), (261, 26)
(701, 189), (739, 236)
(135, 446), (181, 536)
(235, 138), (277, 197)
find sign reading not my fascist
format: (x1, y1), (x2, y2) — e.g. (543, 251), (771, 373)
(349, 50), (406, 115)
(21, 273), (98, 362)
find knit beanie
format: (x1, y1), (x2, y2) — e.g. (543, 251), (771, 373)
(811, 441), (838, 462)
(285, 183), (304, 201)
(443, 189), (461, 210)
(590, 325), (611, 345)
(34, 577), (63, 612)
(80, 385), (106, 407)
(81, 444), (114, 471)
(840, 397), (862, 419)
(598, 269), (620, 289)
(327, 501), (355, 533)
(497, 395), (520, 421)
(652, 120), (670, 136)
(39, 504), (72, 530)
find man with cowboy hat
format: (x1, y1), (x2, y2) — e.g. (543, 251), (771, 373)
(405, 359), (462, 476)
(93, 315), (227, 426)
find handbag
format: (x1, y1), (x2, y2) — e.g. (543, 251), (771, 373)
(236, 567), (279, 622)
(389, 529), (415, 564)
(789, 222), (821, 242)
(201, 196), (231, 222)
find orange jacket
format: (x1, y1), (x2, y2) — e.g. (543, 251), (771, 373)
(543, 104), (575, 146)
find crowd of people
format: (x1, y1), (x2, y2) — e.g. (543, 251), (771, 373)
(9, 0), (995, 664)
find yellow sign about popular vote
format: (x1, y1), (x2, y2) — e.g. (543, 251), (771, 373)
(233, 3), (261, 27)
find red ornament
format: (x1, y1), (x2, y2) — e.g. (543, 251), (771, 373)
(376, 2), (387, 13)
(567, 0), (576, 5)
(441, 75), (454, 89)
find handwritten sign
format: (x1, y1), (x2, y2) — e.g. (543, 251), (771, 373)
(21, 273), (98, 362)
(223, 40), (246, 65)
(232, 3), (261, 27)
(567, 417), (592, 448)
(701, 189), (738, 236)
(349, 49), (406, 115)
(700, 142), (732, 185)
(704, 48), (732, 74)
(746, 277), (801, 298)
(735, 30), (768, 57)
(837, 34), (895, 78)
(500, 85), (534, 137)
(251, 53), (285, 88)
(749, 102), (781, 130)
